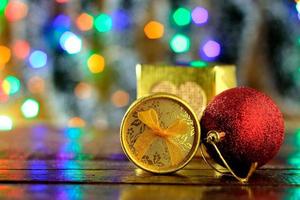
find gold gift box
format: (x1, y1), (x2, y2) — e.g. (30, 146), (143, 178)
(120, 93), (200, 173)
(136, 64), (237, 118)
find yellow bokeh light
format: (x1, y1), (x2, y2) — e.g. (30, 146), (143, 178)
(0, 46), (11, 65)
(0, 80), (9, 103)
(144, 21), (164, 39)
(1, 80), (10, 95)
(68, 117), (86, 128)
(87, 54), (105, 74)
(111, 90), (130, 108)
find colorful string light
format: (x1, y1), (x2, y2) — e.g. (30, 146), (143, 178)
(76, 13), (94, 31)
(53, 14), (71, 28)
(1, 79), (10, 95)
(0, 45), (11, 67)
(172, 7), (191, 26)
(0, 115), (13, 131)
(12, 40), (30, 59)
(5, 0), (28, 22)
(170, 34), (190, 53)
(111, 90), (130, 108)
(59, 31), (82, 54)
(0, 0), (8, 13)
(295, 2), (300, 20)
(27, 76), (45, 94)
(68, 117), (86, 128)
(144, 21), (164, 39)
(74, 82), (92, 99)
(3, 76), (20, 95)
(49, 14), (72, 47)
(201, 40), (221, 59)
(95, 14), (112, 33)
(52, 14), (71, 39)
(56, 0), (69, 3)
(190, 60), (208, 68)
(191, 6), (208, 25)
(29, 50), (47, 69)
(0, 80), (9, 102)
(296, 3), (300, 13)
(112, 9), (130, 30)
(87, 54), (105, 73)
(64, 127), (83, 142)
(21, 98), (40, 118)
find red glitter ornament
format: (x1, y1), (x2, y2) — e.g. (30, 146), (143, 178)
(201, 87), (284, 177)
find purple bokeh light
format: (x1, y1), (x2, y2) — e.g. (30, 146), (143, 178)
(112, 9), (131, 31)
(201, 40), (221, 59)
(191, 6), (208, 25)
(53, 14), (71, 28)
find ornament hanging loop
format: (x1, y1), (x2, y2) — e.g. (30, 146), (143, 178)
(203, 130), (258, 183)
(206, 130), (226, 143)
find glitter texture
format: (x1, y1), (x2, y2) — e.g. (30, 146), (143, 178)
(201, 87), (284, 176)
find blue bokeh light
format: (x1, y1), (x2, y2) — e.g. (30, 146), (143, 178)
(112, 9), (131, 31)
(29, 50), (48, 68)
(53, 14), (71, 29)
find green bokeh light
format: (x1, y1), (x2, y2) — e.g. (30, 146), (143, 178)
(190, 60), (208, 68)
(94, 14), (112, 33)
(170, 34), (190, 53)
(172, 7), (191, 26)
(21, 98), (40, 119)
(293, 128), (300, 146)
(0, 0), (8, 13)
(4, 76), (21, 95)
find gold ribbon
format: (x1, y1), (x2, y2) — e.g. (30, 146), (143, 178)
(134, 109), (189, 166)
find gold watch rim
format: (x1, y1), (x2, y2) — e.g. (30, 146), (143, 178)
(120, 92), (201, 174)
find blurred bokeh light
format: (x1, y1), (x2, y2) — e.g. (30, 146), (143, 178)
(0, 0), (299, 131)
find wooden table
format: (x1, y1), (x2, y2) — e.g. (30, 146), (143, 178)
(0, 124), (298, 199)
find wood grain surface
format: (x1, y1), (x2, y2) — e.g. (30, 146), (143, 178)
(0, 124), (298, 199)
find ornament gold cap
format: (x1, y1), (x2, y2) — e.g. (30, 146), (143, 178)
(120, 93), (200, 174)
(200, 130), (258, 183)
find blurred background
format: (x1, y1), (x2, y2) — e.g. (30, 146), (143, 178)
(1, 0), (300, 130)
(0, 0), (300, 160)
